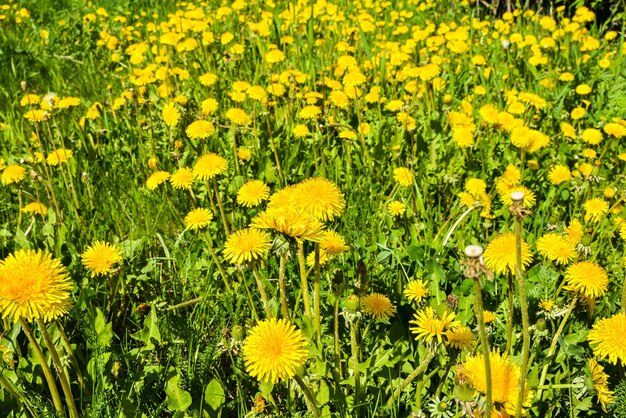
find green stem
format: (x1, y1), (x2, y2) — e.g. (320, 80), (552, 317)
(474, 277), (492, 414)
(536, 297), (577, 402)
(0, 373), (25, 412)
(212, 179), (230, 235)
(204, 232), (231, 291)
(514, 216), (530, 418)
(278, 252), (290, 319)
(297, 241), (312, 318)
(333, 295), (342, 377)
(293, 375), (320, 418)
(36, 318), (79, 418)
(55, 321), (86, 393)
(237, 271), (259, 321)
(349, 317), (361, 410)
(387, 347), (436, 406)
(506, 272), (514, 354)
(252, 262), (272, 318)
(18, 319), (64, 416)
(313, 243), (321, 343)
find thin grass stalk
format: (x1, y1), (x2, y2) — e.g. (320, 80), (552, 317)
(211, 179), (230, 235)
(251, 262), (272, 318)
(204, 231), (231, 291)
(278, 252), (290, 319)
(35, 318), (79, 418)
(237, 271), (259, 321)
(0, 373), (25, 413)
(297, 241), (312, 318)
(18, 319), (64, 416)
(514, 213), (530, 418)
(55, 321), (86, 392)
(313, 243), (321, 343)
(333, 295), (341, 377)
(349, 317), (361, 411)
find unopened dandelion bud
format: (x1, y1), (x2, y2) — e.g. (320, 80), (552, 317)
(345, 294), (360, 313)
(232, 325), (245, 342)
(536, 319), (547, 332)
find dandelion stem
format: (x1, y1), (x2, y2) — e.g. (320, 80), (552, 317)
(536, 297), (577, 402)
(474, 276), (492, 414)
(297, 241), (312, 318)
(293, 375), (320, 418)
(0, 373), (24, 412)
(36, 318), (79, 418)
(349, 316), (361, 411)
(313, 243), (321, 343)
(212, 179), (230, 235)
(514, 215), (531, 418)
(278, 252), (290, 319)
(238, 271), (259, 321)
(441, 203), (478, 248)
(252, 262), (272, 318)
(55, 321), (86, 393)
(333, 294), (342, 377)
(506, 272), (514, 354)
(18, 319), (64, 416)
(387, 346), (435, 407)
(204, 232), (231, 292)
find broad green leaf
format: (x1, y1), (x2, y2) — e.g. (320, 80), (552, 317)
(165, 374), (192, 412)
(204, 378), (225, 410)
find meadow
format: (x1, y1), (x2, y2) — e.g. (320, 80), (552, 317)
(0, 0), (626, 416)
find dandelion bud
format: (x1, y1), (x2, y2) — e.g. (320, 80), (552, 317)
(345, 294), (360, 313)
(536, 318), (547, 332)
(148, 156), (158, 169)
(20, 81), (27, 91)
(231, 325), (245, 342)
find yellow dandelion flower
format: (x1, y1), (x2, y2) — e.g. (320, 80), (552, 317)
(603, 123), (626, 138)
(388, 200), (406, 216)
(465, 178), (487, 198)
(170, 167), (194, 190)
(21, 202), (48, 216)
(393, 167), (413, 187)
(410, 307), (460, 343)
(201, 98), (219, 116)
(539, 299), (555, 311)
(226, 108), (251, 126)
(588, 358), (614, 412)
(581, 128), (603, 145)
(298, 105), (321, 119)
(237, 180), (270, 208)
(446, 325), (474, 351)
(184, 208), (213, 230)
(0, 250), (72, 322)
(499, 185), (536, 208)
(483, 310), (497, 323)
(463, 351), (532, 415)
(20, 94), (40, 107)
(583, 198), (609, 223)
(404, 280), (429, 303)
(483, 233), (533, 275)
(588, 312), (626, 364)
(82, 241), (122, 277)
(564, 261), (608, 298)
(361, 293), (396, 320)
(565, 219), (584, 245)
(243, 318), (308, 384)
(162, 102), (180, 127)
(293, 124), (311, 138)
(292, 177), (345, 221)
(56, 96), (80, 109)
(251, 206), (325, 242)
(320, 230), (349, 254)
(536, 233), (577, 265)
(193, 153), (228, 180)
(46, 149), (73, 166)
(186, 120), (215, 140)
(548, 165), (571, 185)
(223, 228), (272, 265)
(265, 49), (285, 64)
(24, 109), (48, 123)
(146, 171), (170, 190)
(1, 164), (27, 185)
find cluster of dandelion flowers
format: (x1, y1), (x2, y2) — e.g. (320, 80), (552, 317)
(184, 208), (213, 230)
(564, 261), (608, 299)
(404, 279), (429, 303)
(588, 312), (626, 364)
(82, 241), (123, 276)
(393, 167), (413, 187)
(536, 233), (577, 265)
(462, 351), (532, 415)
(237, 180), (270, 208)
(223, 228), (272, 265)
(361, 293), (396, 320)
(292, 177), (345, 221)
(1, 164), (26, 185)
(483, 232), (532, 275)
(193, 153), (228, 180)
(410, 307), (460, 343)
(588, 358), (614, 412)
(242, 318), (308, 384)
(0, 250), (72, 322)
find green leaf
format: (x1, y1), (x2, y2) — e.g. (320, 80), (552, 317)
(204, 378), (225, 410)
(165, 374), (192, 412)
(94, 308), (113, 347)
(131, 307), (161, 349)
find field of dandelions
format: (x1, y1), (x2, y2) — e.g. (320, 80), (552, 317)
(1, 0), (626, 416)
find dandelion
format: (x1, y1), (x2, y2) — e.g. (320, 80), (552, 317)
(46, 149), (73, 166)
(410, 307), (460, 343)
(588, 312), (626, 364)
(583, 198), (609, 223)
(162, 102), (180, 127)
(184, 208), (213, 230)
(243, 318), (308, 384)
(361, 293), (396, 320)
(319, 230), (349, 254)
(404, 280), (429, 303)
(252, 206), (325, 242)
(186, 120), (215, 139)
(0, 250), (72, 322)
(298, 105), (321, 119)
(201, 98), (219, 115)
(24, 109), (48, 123)
(226, 108), (251, 126)
(237, 180), (270, 208)
(237, 148), (252, 161)
(170, 167), (195, 190)
(499, 185), (536, 208)
(146, 171), (170, 190)
(223, 228), (272, 264)
(548, 165), (571, 185)
(21, 202), (48, 216)
(603, 122), (626, 138)
(483, 311), (497, 323)
(82, 241), (123, 277)
(1, 164), (27, 185)
(293, 124), (310, 138)
(588, 358), (614, 412)
(536, 233), (576, 265)
(581, 128), (602, 145)
(564, 261), (608, 299)
(292, 177), (345, 221)
(463, 351), (532, 415)
(193, 153), (228, 180)
(388, 200), (406, 216)
(483, 233), (532, 275)
(20, 94), (40, 107)
(393, 167), (413, 187)
(446, 325), (474, 351)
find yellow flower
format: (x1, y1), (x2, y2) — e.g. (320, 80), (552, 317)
(564, 261), (608, 299)
(319, 230), (349, 254)
(565, 219), (584, 245)
(237, 148), (252, 161)
(251, 206), (325, 242)
(603, 122), (626, 138)
(298, 105), (322, 119)
(237, 180), (270, 208)
(465, 178), (487, 197)
(588, 358), (614, 412)
(483, 310), (497, 323)
(226, 108), (251, 126)
(146, 171), (170, 190)
(291, 177), (345, 221)
(583, 198), (609, 223)
(21, 202), (48, 216)
(410, 307), (460, 343)
(162, 102), (180, 127)
(1, 164), (27, 185)
(361, 293), (396, 320)
(186, 120), (215, 140)
(388, 200), (406, 216)
(193, 153), (228, 180)
(581, 128), (602, 145)
(201, 98), (219, 116)
(393, 167), (413, 187)
(404, 280), (428, 303)
(223, 228), (272, 264)
(463, 351), (532, 415)
(0, 250), (72, 322)
(445, 325), (474, 351)
(548, 165), (571, 185)
(20, 94), (40, 107)
(170, 167), (195, 190)
(243, 318), (308, 384)
(588, 312), (626, 364)
(82, 241), (123, 277)
(184, 208), (213, 230)
(24, 109), (48, 123)
(483, 233), (533, 275)
(499, 185), (536, 208)
(46, 149), (73, 166)
(293, 124), (311, 138)
(536, 233), (576, 265)
(575, 84), (592, 95)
